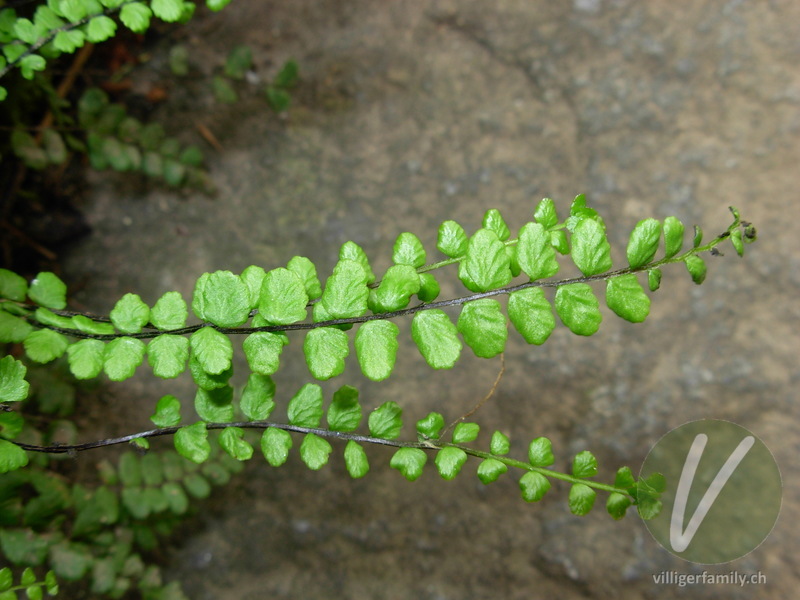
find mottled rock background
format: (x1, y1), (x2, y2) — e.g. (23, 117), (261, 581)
(64, 1), (798, 598)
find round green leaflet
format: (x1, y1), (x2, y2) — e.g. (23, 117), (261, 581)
(626, 218), (662, 268)
(0, 356), (30, 403)
(174, 422), (211, 464)
(354, 320), (399, 381)
(605, 275), (650, 323)
(261, 428), (292, 467)
(437, 220), (468, 258)
(190, 327), (233, 375)
(507, 288), (555, 346)
(339, 242), (376, 284)
(243, 331), (288, 376)
(435, 447), (468, 480)
(411, 310), (462, 369)
(344, 441), (369, 478)
(104, 337), (146, 381)
(147, 334), (189, 379)
(320, 259), (370, 319)
(458, 228), (512, 293)
(516, 222), (559, 281)
(304, 327), (349, 380)
(570, 218), (612, 277)
(457, 299), (507, 359)
(150, 291), (188, 330)
(300, 433), (332, 470)
(554, 284), (602, 336)
(28, 272), (67, 310)
(109, 293), (150, 333)
(259, 268), (308, 325)
(393, 232), (426, 268)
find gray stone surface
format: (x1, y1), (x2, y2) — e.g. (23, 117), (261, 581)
(65, 1), (798, 598)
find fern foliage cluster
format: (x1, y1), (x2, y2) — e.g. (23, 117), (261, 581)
(1, 1), (236, 195)
(0, 1), (234, 101)
(0, 197), (755, 524)
(0, 446), (237, 598)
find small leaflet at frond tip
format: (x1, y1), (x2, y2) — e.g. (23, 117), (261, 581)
(663, 216), (685, 258)
(693, 225), (703, 248)
(606, 493), (633, 520)
(684, 255), (707, 285)
(647, 268), (662, 292)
